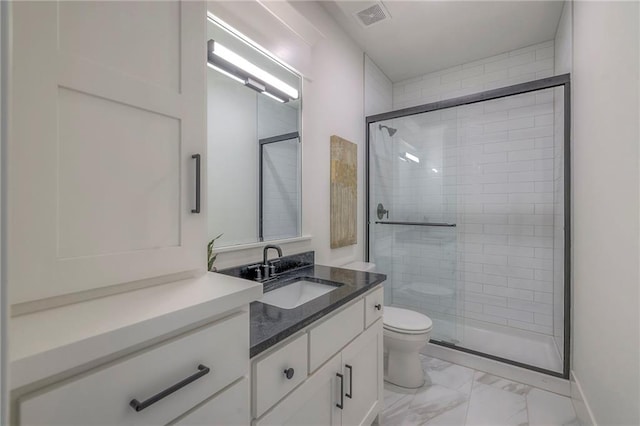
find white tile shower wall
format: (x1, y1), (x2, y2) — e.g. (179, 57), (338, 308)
(389, 41), (559, 339)
(393, 41), (555, 110)
(257, 96), (300, 241)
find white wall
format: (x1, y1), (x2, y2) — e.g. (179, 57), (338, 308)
(292, 1), (365, 266)
(0, 1), (7, 421)
(209, 1), (365, 268)
(571, 1), (640, 424)
(384, 42), (563, 349)
(364, 54), (392, 117)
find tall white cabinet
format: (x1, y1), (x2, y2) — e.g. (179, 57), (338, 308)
(8, 0), (206, 304)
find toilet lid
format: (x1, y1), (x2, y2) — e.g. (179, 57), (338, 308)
(383, 306), (433, 333)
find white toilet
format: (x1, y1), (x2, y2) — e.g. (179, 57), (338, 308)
(342, 261), (434, 389)
(383, 306), (432, 388)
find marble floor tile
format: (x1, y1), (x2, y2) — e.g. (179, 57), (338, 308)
(381, 356), (580, 426)
(527, 388), (579, 426)
(384, 382), (417, 411)
(409, 384), (469, 424)
(465, 382), (528, 426)
(474, 371), (533, 396)
(381, 391), (418, 426)
(422, 401), (469, 426)
(421, 355), (475, 394)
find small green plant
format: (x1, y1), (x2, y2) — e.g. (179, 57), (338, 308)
(207, 233), (223, 271)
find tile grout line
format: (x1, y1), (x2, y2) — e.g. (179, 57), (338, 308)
(462, 368), (477, 426)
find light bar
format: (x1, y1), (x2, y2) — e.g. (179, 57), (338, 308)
(263, 92), (286, 103)
(210, 40), (299, 100)
(405, 152), (420, 163)
(207, 62), (244, 84)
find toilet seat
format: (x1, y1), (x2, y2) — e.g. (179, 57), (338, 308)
(383, 306), (432, 335)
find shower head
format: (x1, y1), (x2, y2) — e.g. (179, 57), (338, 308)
(379, 124), (397, 137)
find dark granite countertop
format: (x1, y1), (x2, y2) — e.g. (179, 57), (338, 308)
(248, 264), (386, 358)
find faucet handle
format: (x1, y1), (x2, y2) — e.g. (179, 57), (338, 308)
(268, 260), (280, 277)
(248, 263), (263, 281)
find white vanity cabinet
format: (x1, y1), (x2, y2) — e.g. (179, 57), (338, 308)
(251, 286), (384, 426)
(8, 0), (207, 304)
(17, 307), (251, 426)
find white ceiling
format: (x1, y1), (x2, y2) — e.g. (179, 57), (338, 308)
(322, 1), (565, 82)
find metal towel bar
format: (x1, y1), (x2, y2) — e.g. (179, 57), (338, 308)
(374, 221), (456, 227)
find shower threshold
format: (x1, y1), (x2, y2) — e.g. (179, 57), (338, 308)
(430, 318), (563, 375)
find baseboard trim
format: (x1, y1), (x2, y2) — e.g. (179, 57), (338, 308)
(570, 370), (598, 426)
(423, 342), (570, 396)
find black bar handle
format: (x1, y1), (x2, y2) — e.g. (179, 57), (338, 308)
(345, 364), (353, 399)
(129, 364), (210, 412)
(374, 304), (382, 311)
(191, 154), (201, 213)
(336, 373), (344, 409)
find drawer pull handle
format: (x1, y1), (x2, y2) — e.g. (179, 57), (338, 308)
(191, 154), (201, 213)
(345, 364), (353, 399)
(284, 368), (295, 380)
(374, 304), (382, 311)
(129, 364), (210, 412)
(336, 373), (344, 409)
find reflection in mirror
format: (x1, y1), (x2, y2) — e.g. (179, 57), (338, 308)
(207, 15), (302, 249)
(260, 132), (301, 241)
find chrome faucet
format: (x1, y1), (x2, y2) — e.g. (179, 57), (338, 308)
(262, 245), (283, 279)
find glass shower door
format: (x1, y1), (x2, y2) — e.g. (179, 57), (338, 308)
(367, 76), (570, 377)
(368, 112), (460, 344)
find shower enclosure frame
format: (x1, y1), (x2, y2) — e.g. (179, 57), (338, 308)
(365, 74), (571, 379)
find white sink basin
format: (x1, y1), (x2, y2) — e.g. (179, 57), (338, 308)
(260, 280), (338, 309)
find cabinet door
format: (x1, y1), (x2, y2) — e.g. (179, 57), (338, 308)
(254, 353), (341, 426)
(9, 1), (207, 304)
(173, 378), (249, 426)
(341, 320), (383, 426)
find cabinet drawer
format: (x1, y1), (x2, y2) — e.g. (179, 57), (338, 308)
(309, 299), (364, 372)
(253, 333), (308, 418)
(20, 312), (249, 426)
(173, 378), (249, 426)
(364, 286), (384, 328)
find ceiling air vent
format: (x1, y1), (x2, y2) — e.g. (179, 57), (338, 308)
(354, 2), (390, 28)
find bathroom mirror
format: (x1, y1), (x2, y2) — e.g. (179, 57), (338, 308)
(207, 16), (302, 248)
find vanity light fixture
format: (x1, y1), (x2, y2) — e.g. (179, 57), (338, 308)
(207, 39), (298, 103)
